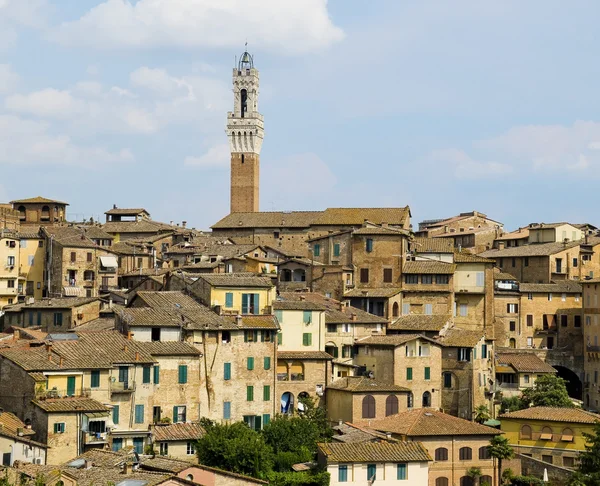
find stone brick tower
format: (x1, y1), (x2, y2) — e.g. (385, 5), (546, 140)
(226, 50), (264, 213)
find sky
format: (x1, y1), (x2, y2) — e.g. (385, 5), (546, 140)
(2, 0), (600, 231)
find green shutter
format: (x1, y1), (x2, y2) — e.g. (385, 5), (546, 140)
(262, 414), (270, 426)
(242, 294), (249, 314)
(307, 333), (313, 346)
(53, 423), (59, 433)
(303, 310), (312, 324)
(254, 294), (260, 315)
(314, 244), (320, 256)
(277, 332), (282, 345)
(178, 365), (188, 384)
(225, 292), (233, 307)
(244, 331), (249, 342)
(303, 333), (308, 346)
(91, 370), (100, 388)
(425, 367), (431, 380)
(247, 386), (254, 401)
(247, 357), (254, 370)
(223, 402), (231, 420)
(333, 243), (340, 257)
(224, 362), (231, 380)
(274, 309), (283, 322)
(264, 357), (271, 370)
(173, 406), (178, 423)
(143, 366), (151, 384)
(135, 405), (144, 424)
(112, 405), (119, 425)
(28, 312), (33, 326)
(397, 463), (407, 480)
(37, 311), (41, 326)
(153, 366), (160, 384)
(263, 385), (270, 401)
(406, 368), (413, 380)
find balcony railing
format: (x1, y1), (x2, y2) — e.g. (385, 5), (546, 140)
(498, 382), (519, 389)
(110, 381), (136, 394)
(83, 431), (108, 445)
(535, 326), (557, 334)
(587, 345), (600, 352)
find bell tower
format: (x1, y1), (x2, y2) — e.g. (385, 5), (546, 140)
(226, 49), (264, 213)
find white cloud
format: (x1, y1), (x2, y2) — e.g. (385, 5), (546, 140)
(130, 67), (194, 99)
(5, 88), (85, 118)
(184, 144), (230, 169)
(73, 81), (104, 97)
(0, 0), (47, 50)
(0, 115), (134, 167)
(121, 107), (159, 134)
(428, 148), (513, 179)
(0, 64), (19, 93)
(52, 0), (344, 54)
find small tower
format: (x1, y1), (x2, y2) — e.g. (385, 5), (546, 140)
(226, 50), (264, 213)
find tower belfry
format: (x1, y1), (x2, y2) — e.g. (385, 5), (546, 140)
(226, 49), (264, 213)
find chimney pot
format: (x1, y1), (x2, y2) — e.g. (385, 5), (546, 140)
(498, 241), (505, 250)
(135, 351), (140, 361)
(299, 295), (306, 301)
(351, 313), (357, 321)
(113, 204), (117, 209)
(338, 419), (343, 426)
(236, 315), (243, 327)
(182, 221), (187, 228)
(124, 344), (128, 352)
(127, 331), (133, 341)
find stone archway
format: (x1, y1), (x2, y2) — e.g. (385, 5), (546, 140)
(554, 365), (582, 400)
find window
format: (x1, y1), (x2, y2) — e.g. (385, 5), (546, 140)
(383, 268), (393, 283)
(225, 292), (233, 308)
(422, 275), (433, 284)
(159, 442), (168, 456)
(563, 456), (575, 468)
(397, 463), (407, 480)
(528, 292), (533, 300)
(458, 348), (471, 362)
(362, 395), (376, 418)
(264, 357), (271, 370)
(28, 255), (34, 266)
(70, 252), (76, 262)
(87, 252), (92, 262)
(510, 321), (516, 332)
(475, 272), (484, 287)
(458, 304), (467, 317)
(407, 393), (413, 408)
(460, 478), (474, 486)
(135, 404), (144, 424)
(435, 274), (449, 284)
(313, 244), (320, 256)
(112, 405), (119, 425)
(91, 370), (100, 388)
(561, 315), (568, 327)
(511, 257), (516, 267)
(424, 367), (431, 380)
(406, 367), (413, 380)
(143, 366), (151, 384)
(151, 327), (161, 342)
(527, 337), (533, 347)
(548, 293), (552, 301)
(422, 391), (431, 407)
(527, 315), (533, 327)
(367, 464), (376, 482)
(386, 395), (398, 416)
(327, 324), (337, 333)
(402, 303), (410, 315)
(263, 385), (271, 401)
(247, 386), (254, 401)
(302, 310), (312, 324)
(333, 243), (340, 257)
(6, 279), (14, 288)
(435, 448), (448, 461)
(360, 268), (369, 283)
(507, 303), (518, 313)
(541, 426), (553, 440)
(133, 438), (144, 455)
(524, 374), (530, 384)
(338, 465), (348, 483)
(542, 455), (553, 464)
(241, 293), (260, 315)
(223, 401), (231, 420)
(366, 238), (373, 252)
(479, 446), (491, 459)
(53, 312), (63, 327)
(405, 274), (418, 284)
(436, 479), (449, 486)
(459, 447), (472, 460)
(173, 406), (186, 423)
(53, 422), (66, 434)
(246, 357), (255, 371)
(178, 365), (188, 384)
(424, 304), (433, 315)
(186, 442), (195, 455)
(561, 428), (574, 442)
(575, 315), (581, 327)
(482, 344), (488, 359)
(573, 258), (578, 268)
(153, 365), (160, 385)
(263, 414), (271, 426)
(443, 372), (452, 388)
(224, 362), (231, 380)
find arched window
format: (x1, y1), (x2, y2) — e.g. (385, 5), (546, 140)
(392, 302), (399, 317)
(277, 363), (288, 381)
(18, 205), (26, 221)
(407, 392), (413, 408)
(562, 427), (574, 441)
(290, 362), (304, 381)
(459, 447), (472, 460)
(280, 269), (292, 282)
(434, 448), (448, 461)
(240, 89), (247, 117)
(362, 395), (376, 419)
(479, 446), (491, 459)
(509, 338), (516, 348)
(41, 205), (50, 222)
(481, 476), (493, 486)
(385, 395), (398, 416)
(435, 479), (449, 486)
(541, 426), (553, 439)
(460, 478), (473, 486)
(520, 425), (532, 440)
(281, 392), (294, 414)
(422, 391), (431, 407)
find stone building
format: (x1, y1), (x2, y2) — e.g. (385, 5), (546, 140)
(18, 231), (45, 301)
(0, 205), (20, 232)
(0, 409), (47, 466)
(0, 231), (20, 309)
(494, 350), (557, 398)
(401, 261), (455, 319)
(10, 197), (68, 228)
(582, 278), (600, 410)
(150, 422), (204, 461)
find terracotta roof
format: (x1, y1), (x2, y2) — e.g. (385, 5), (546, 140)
(33, 397), (109, 413)
(413, 237), (454, 254)
(134, 341), (201, 356)
(197, 273), (274, 288)
(496, 351), (557, 373)
(314, 207), (410, 227)
(499, 407), (600, 424)
(454, 251), (495, 263)
(277, 351), (333, 360)
(328, 376), (410, 393)
(140, 459), (269, 484)
(16, 232), (42, 239)
(366, 409), (502, 437)
(105, 207), (149, 215)
(78, 225), (114, 240)
(43, 226), (110, 249)
(357, 334), (435, 347)
(494, 271), (518, 281)
(318, 441), (431, 463)
(152, 422), (205, 442)
(333, 422), (394, 443)
(479, 241), (580, 258)
(212, 211), (321, 229)
(497, 228), (530, 240)
(74, 318), (116, 332)
(222, 315), (279, 329)
(0, 411), (35, 436)
(3, 297), (100, 312)
(102, 219), (175, 234)
(403, 261), (456, 274)
(191, 244), (263, 259)
(388, 314), (450, 332)
(121, 268), (170, 277)
(344, 287), (402, 298)
(352, 226), (409, 236)
(437, 328), (484, 347)
(273, 300), (326, 311)
(519, 282), (582, 293)
(10, 196), (68, 205)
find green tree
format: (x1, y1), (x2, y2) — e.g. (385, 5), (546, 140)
(569, 421), (600, 485)
(500, 396), (524, 413)
(520, 375), (574, 408)
(488, 436), (514, 486)
(474, 405), (491, 424)
(467, 466), (482, 486)
(195, 422), (273, 479)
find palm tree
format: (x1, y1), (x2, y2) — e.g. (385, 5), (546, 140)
(474, 405), (491, 424)
(466, 466), (482, 486)
(488, 436), (514, 486)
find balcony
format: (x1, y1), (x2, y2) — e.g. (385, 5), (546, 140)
(587, 345), (600, 352)
(497, 382), (519, 390)
(535, 326), (557, 334)
(455, 285), (485, 294)
(83, 431), (108, 445)
(110, 381), (136, 394)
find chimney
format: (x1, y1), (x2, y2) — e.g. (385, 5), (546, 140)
(182, 221), (187, 228)
(585, 234), (589, 244)
(84, 460), (93, 470)
(299, 295), (306, 301)
(45, 343), (52, 353)
(338, 302), (345, 312)
(127, 331), (133, 340)
(47, 353), (52, 363)
(59, 356), (64, 366)
(13, 329), (20, 340)
(17, 428), (23, 437)
(498, 241), (505, 250)
(123, 344), (128, 352)
(113, 204), (117, 209)
(386, 432), (392, 439)
(135, 351), (140, 361)
(338, 419), (343, 426)
(236, 315), (243, 327)
(123, 463), (134, 475)
(381, 222), (388, 228)
(351, 313), (357, 321)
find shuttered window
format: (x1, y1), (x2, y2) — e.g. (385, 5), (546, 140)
(91, 370), (100, 388)
(263, 385), (270, 401)
(178, 365), (188, 384)
(264, 357), (271, 370)
(385, 395), (398, 416)
(143, 366), (151, 384)
(224, 362), (231, 380)
(247, 357), (254, 370)
(223, 402), (231, 420)
(362, 395), (376, 418)
(424, 367), (431, 380)
(134, 405), (144, 424)
(153, 365), (160, 384)
(397, 464), (407, 480)
(333, 243), (340, 257)
(225, 292), (233, 307)
(247, 386), (254, 402)
(406, 368), (413, 380)
(302, 333), (312, 346)
(112, 405), (119, 425)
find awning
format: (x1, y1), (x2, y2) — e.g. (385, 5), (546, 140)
(561, 435), (574, 442)
(483, 419), (501, 427)
(85, 412), (109, 419)
(496, 365), (515, 373)
(540, 433), (552, 440)
(110, 429), (152, 437)
(63, 286), (84, 297)
(100, 256), (118, 268)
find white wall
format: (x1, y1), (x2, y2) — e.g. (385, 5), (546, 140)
(131, 326), (181, 342)
(328, 461), (429, 486)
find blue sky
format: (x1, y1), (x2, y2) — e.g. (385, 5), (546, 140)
(2, 0), (600, 231)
